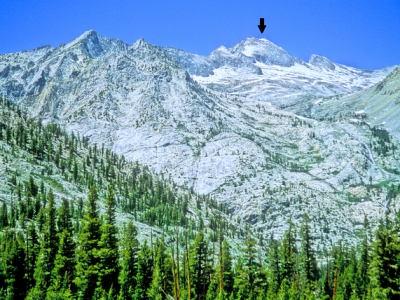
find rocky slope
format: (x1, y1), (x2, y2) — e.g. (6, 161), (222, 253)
(169, 37), (394, 110)
(0, 100), (251, 253)
(310, 66), (400, 138)
(1, 30), (399, 247)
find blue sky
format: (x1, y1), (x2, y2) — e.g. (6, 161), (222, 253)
(1, 0), (399, 70)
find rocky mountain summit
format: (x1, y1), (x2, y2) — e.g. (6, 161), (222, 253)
(1, 30), (399, 247)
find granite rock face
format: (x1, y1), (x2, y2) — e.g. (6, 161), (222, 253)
(1, 30), (399, 247)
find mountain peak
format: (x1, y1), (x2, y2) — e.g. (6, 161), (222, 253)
(80, 29), (98, 38)
(241, 37), (269, 43)
(132, 38), (150, 49)
(62, 30), (129, 57)
(69, 30), (101, 45)
(62, 29), (107, 58)
(211, 45), (231, 56)
(229, 37), (297, 67)
(309, 54), (336, 70)
(215, 45), (228, 51)
(233, 37), (281, 50)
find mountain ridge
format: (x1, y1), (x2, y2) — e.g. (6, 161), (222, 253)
(1, 31), (400, 247)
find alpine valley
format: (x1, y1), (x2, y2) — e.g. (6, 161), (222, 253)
(1, 29), (400, 251)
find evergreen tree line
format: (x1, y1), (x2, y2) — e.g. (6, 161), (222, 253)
(1, 185), (400, 299)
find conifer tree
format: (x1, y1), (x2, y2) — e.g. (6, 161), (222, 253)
(35, 207), (45, 233)
(221, 240), (234, 297)
(233, 257), (248, 300)
(26, 222), (40, 290)
(356, 223), (370, 297)
(267, 238), (281, 294)
(73, 160), (78, 182)
(48, 227), (76, 297)
(97, 185), (120, 295)
(239, 233), (266, 299)
(49, 198), (76, 295)
(74, 186), (102, 299)
(135, 240), (154, 300)
(335, 250), (357, 300)
(3, 233), (27, 299)
(149, 239), (173, 300)
(28, 176), (38, 197)
(118, 221), (140, 300)
(299, 214), (317, 288)
(209, 238), (234, 300)
(189, 231), (211, 300)
(149, 265), (164, 300)
(321, 260), (332, 300)
(0, 202), (8, 229)
(280, 220), (298, 285)
(32, 189), (58, 295)
(369, 221), (400, 298)
(206, 275), (219, 300)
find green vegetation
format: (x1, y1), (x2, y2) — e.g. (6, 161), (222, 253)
(1, 99), (400, 299)
(6, 188), (400, 299)
(371, 126), (395, 157)
(0, 98), (238, 241)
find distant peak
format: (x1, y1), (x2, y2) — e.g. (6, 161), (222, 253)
(132, 38), (150, 48)
(230, 37), (286, 55)
(62, 30), (107, 58)
(65, 30), (102, 48)
(216, 45), (228, 51)
(83, 29), (97, 36)
(309, 54), (331, 62)
(228, 37), (296, 67)
(212, 45), (230, 54)
(239, 37), (275, 46)
(309, 54), (336, 70)
(247, 37), (267, 41)
(75, 30), (100, 42)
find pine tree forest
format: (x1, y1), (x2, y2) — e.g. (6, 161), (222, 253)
(1, 99), (400, 299)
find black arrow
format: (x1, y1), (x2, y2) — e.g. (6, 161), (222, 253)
(258, 18), (266, 33)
